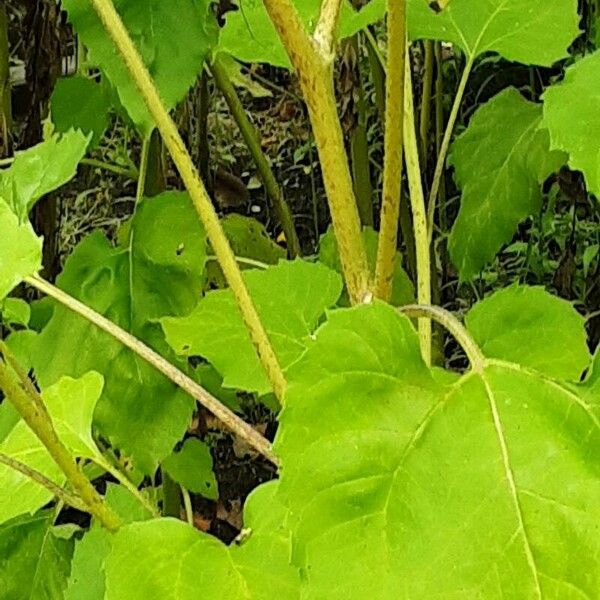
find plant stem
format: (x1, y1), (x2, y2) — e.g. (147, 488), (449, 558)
(399, 304), (485, 372)
(374, 0), (407, 301)
(181, 485), (194, 526)
(0, 452), (88, 512)
(0, 3), (11, 155)
(89, 0), (287, 402)
(403, 58), (432, 365)
(434, 41), (447, 231)
(314, 0), (344, 55)
(206, 255), (269, 270)
(24, 275), (278, 466)
(419, 40), (434, 164)
(81, 157), (138, 178)
(0, 353), (121, 531)
(210, 55), (301, 258)
(262, 0), (370, 304)
(427, 57), (473, 242)
(135, 132), (151, 203)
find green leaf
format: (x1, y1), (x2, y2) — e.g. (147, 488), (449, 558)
(408, 0), (580, 65)
(0, 298), (30, 327)
(206, 214), (285, 289)
(162, 260), (343, 396)
(0, 199), (42, 300)
(0, 373), (104, 524)
(33, 192), (207, 473)
(543, 50), (600, 197)
(0, 511), (74, 600)
(162, 438), (218, 499)
(0, 132), (89, 220)
(51, 76), (112, 148)
(448, 88), (565, 279)
(104, 482), (299, 599)
(66, 483), (154, 600)
(465, 285), (590, 381)
(63, 0), (218, 134)
(319, 226), (414, 306)
(274, 302), (600, 597)
(220, 0), (385, 69)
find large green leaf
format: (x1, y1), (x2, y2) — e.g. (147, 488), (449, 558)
(465, 284), (590, 381)
(33, 192), (207, 473)
(51, 76), (112, 148)
(63, 0), (218, 134)
(408, 0), (579, 65)
(220, 0), (385, 69)
(104, 482), (299, 599)
(0, 132), (89, 220)
(275, 302), (599, 598)
(319, 226), (414, 306)
(162, 260), (343, 396)
(0, 511), (74, 599)
(66, 483), (153, 600)
(0, 199), (42, 301)
(542, 50), (600, 197)
(448, 88), (565, 279)
(0, 373), (104, 524)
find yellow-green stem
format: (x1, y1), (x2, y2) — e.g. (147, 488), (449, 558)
(0, 354), (121, 531)
(427, 57), (473, 242)
(403, 59), (432, 365)
(89, 0), (287, 402)
(262, 0), (370, 304)
(210, 55), (301, 257)
(374, 0), (406, 301)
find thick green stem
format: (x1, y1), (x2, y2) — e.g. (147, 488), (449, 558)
(404, 59), (432, 365)
(0, 352), (121, 531)
(210, 55), (301, 257)
(262, 0), (370, 304)
(0, 452), (88, 512)
(90, 0), (287, 402)
(419, 40), (434, 165)
(374, 0), (407, 301)
(427, 57), (473, 241)
(24, 275), (278, 466)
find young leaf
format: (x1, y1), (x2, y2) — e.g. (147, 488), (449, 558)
(33, 192), (206, 474)
(62, 0), (218, 134)
(0, 132), (89, 220)
(162, 260), (343, 396)
(51, 76), (112, 148)
(0, 298), (31, 327)
(162, 438), (218, 500)
(408, 0), (580, 66)
(0, 373), (104, 524)
(276, 303), (599, 597)
(0, 199), (42, 300)
(448, 88), (565, 279)
(319, 226), (414, 306)
(543, 50), (600, 198)
(0, 511), (74, 599)
(104, 482), (299, 599)
(219, 0), (385, 69)
(465, 285), (590, 381)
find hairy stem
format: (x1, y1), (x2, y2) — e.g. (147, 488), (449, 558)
(24, 275), (278, 466)
(314, 0), (344, 55)
(0, 353), (121, 531)
(210, 55), (301, 257)
(0, 452), (88, 512)
(403, 59), (432, 365)
(262, 0), (370, 304)
(374, 0), (407, 301)
(427, 57), (473, 242)
(399, 304), (485, 372)
(90, 0), (287, 402)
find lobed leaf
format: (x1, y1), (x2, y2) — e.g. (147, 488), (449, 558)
(448, 88), (565, 279)
(542, 50), (600, 198)
(162, 260), (343, 396)
(408, 0), (580, 65)
(62, 0), (219, 134)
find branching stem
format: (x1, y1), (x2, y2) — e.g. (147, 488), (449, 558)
(314, 0), (344, 56)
